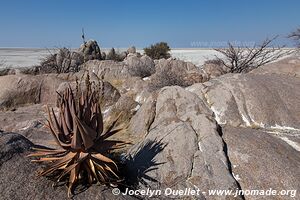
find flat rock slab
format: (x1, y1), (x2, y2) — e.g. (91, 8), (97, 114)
(0, 104), (59, 149)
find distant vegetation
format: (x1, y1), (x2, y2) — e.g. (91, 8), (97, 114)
(144, 42), (171, 59)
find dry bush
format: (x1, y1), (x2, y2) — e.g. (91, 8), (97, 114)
(40, 48), (84, 74)
(149, 69), (190, 91)
(215, 36), (294, 73)
(0, 59), (6, 67)
(0, 59), (8, 76)
(128, 65), (153, 78)
(288, 27), (300, 48)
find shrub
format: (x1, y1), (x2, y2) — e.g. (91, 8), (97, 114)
(288, 27), (300, 48)
(28, 77), (127, 197)
(128, 65), (153, 78)
(144, 42), (171, 59)
(215, 36), (294, 73)
(148, 69), (190, 91)
(0, 59), (6, 68)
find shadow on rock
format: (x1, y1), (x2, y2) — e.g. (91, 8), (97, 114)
(120, 139), (167, 191)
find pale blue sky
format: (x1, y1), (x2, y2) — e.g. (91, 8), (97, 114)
(0, 0), (299, 48)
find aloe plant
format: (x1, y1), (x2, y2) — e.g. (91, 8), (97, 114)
(29, 80), (127, 197)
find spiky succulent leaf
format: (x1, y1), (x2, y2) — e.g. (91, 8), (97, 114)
(29, 79), (127, 197)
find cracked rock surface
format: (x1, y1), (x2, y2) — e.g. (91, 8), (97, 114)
(1, 59), (300, 199)
(127, 86), (242, 200)
(187, 73), (300, 130)
(222, 126), (300, 200)
(127, 72), (300, 200)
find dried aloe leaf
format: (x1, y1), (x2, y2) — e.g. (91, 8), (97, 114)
(29, 74), (127, 196)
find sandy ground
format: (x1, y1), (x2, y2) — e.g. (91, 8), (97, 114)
(0, 48), (222, 69)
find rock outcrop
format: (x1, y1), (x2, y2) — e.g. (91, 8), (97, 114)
(127, 46), (136, 54)
(0, 75), (41, 110)
(127, 86), (242, 199)
(251, 55), (300, 77)
(223, 126), (300, 199)
(79, 40), (102, 61)
(40, 48), (84, 73)
(124, 55), (155, 78)
(1, 55), (300, 199)
(82, 60), (130, 80)
(187, 73), (300, 130)
(201, 62), (227, 79)
(56, 80), (121, 109)
(148, 59), (207, 91)
(0, 74), (67, 110)
(126, 70), (300, 199)
(82, 55), (156, 81)
(0, 104), (49, 144)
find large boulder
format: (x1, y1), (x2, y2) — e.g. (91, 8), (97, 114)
(128, 94), (157, 139)
(127, 86), (241, 199)
(79, 40), (102, 61)
(0, 131), (133, 200)
(222, 126), (300, 199)
(201, 62), (227, 79)
(82, 55), (156, 81)
(0, 104), (45, 132)
(251, 55), (300, 77)
(187, 73), (300, 130)
(0, 104), (58, 149)
(82, 60), (130, 80)
(103, 95), (140, 147)
(56, 79), (121, 109)
(107, 95), (139, 121)
(0, 74), (67, 110)
(0, 75), (41, 110)
(124, 55), (155, 78)
(109, 77), (152, 104)
(148, 59), (207, 91)
(155, 58), (199, 72)
(38, 74), (68, 104)
(127, 46), (136, 54)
